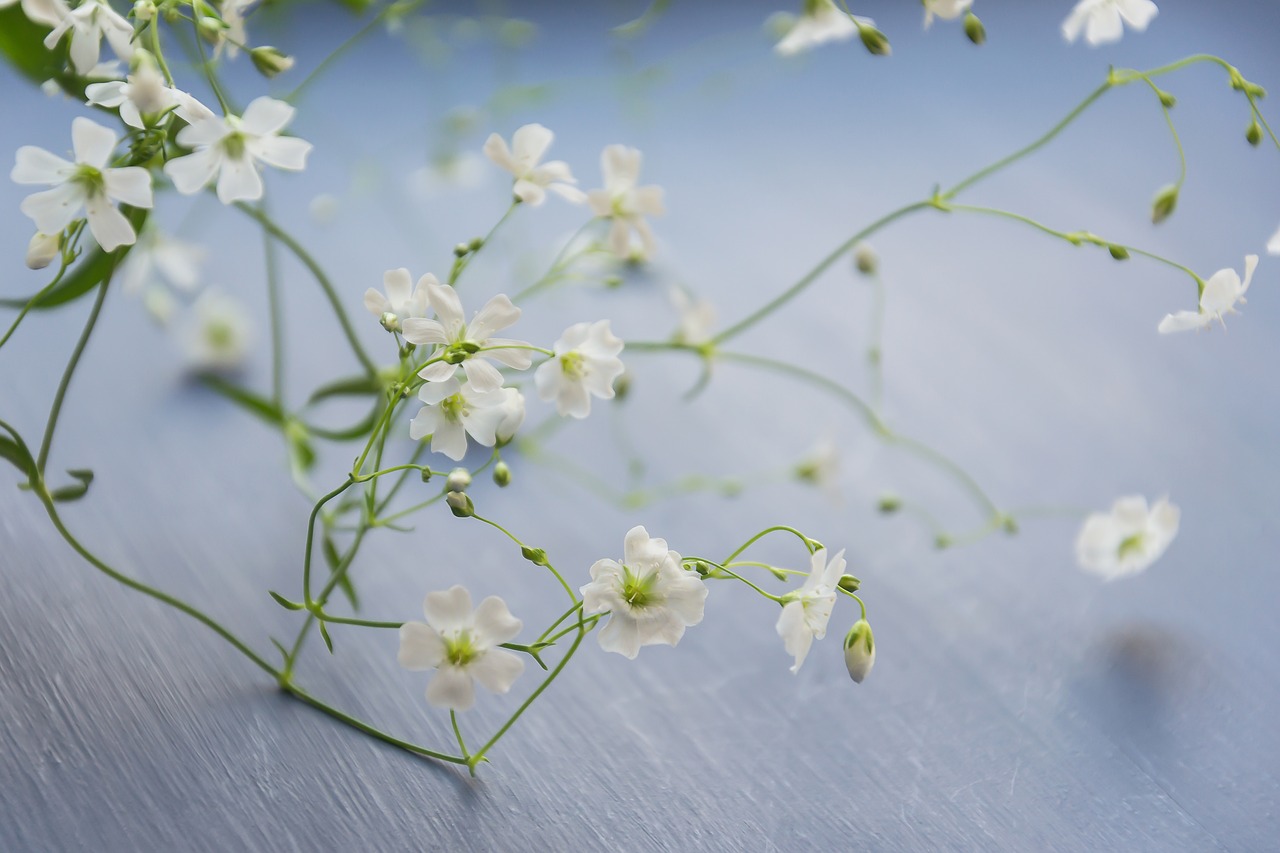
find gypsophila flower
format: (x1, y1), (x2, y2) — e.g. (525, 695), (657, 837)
(85, 63), (212, 130)
(1062, 0), (1157, 46)
(364, 268), (431, 333)
(1075, 495), (1179, 580)
(0, 0), (66, 27)
(182, 289), (251, 371)
(843, 619), (875, 683)
(401, 281), (532, 392)
(408, 376), (510, 461)
(671, 288), (716, 346)
(1158, 255), (1258, 333)
(398, 586), (524, 712)
(12, 116), (153, 252)
(120, 228), (206, 296)
(923, 0), (972, 27)
(216, 0), (258, 59)
(495, 387), (526, 445)
(581, 525), (708, 659)
(795, 436), (841, 500)
(534, 320), (625, 419)
(776, 548), (846, 673)
(165, 97), (312, 204)
(774, 0), (862, 56)
(483, 123), (585, 206)
(586, 145), (665, 258)
(25, 231), (61, 270)
(43, 0), (135, 76)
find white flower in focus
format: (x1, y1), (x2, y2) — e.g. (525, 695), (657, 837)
(216, 0), (258, 59)
(580, 525), (708, 659)
(398, 585), (524, 712)
(85, 64), (212, 130)
(671, 288), (716, 346)
(182, 289), (251, 371)
(483, 123), (585, 206)
(363, 268), (431, 332)
(1062, 0), (1157, 46)
(1, 0), (67, 27)
(120, 229), (206, 295)
(12, 117), (153, 252)
(534, 320), (625, 419)
(1267, 224), (1280, 256)
(164, 97), (312, 204)
(923, 0), (972, 27)
(408, 376), (510, 461)
(775, 548), (846, 673)
(25, 231), (61, 270)
(843, 619), (875, 683)
(586, 145), (664, 258)
(773, 0), (861, 56)
(43, 0), (135, 75)
(1075, 495), (1179, 580)
(1158, 255), (1257, 334)
(495, 387), (525, 444)
(401, 281), (532, 392)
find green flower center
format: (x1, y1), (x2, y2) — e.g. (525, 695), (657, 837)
(440, 393), (466, 422)
(1117, 533), (1146, 561)
(72, 164), (106, 196)
(205, 319), (235, 350)
(222, 131), (247, 160)
(442, 630), (480, 667)
(621, 565), (659, 609)
(559, 351), (586, 380)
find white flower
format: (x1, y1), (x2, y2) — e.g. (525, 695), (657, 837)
(182, 289), (251, 371)
(398, 586), (524, 712)
(495, 387), (525, 444)
(1075, 495), (1179, 580)
(774, 0), (862, 56)
(43, 0), (135, 75)
(923, 0), (972, 27)
(401, 281), (532, 392)
(216, 0), (258, 59)
(795, 435), (841, 499)
(843, 619), (875, 683)
(671, 288), (716, 346)
(1267, 224), (1280, 256)
(483, 123), (585, 206)
(775, 548), (846, 673)
(408, 376), (510, 461)
(586, 145), (665, 258)
(85, 64), (212, 130)
(25, 231), (61, 270)
(534, 320), (625, 419)
(580, 525), (708, 659)
(120, 228), (206, 295)
(12, 117), (153, 252)
(1062, 0), (1157, 46)
(1, 0), (67, 27)
(363, 268), (431, 332)
(164, 97), (312, 204)
(1158, 255), (1258, 334)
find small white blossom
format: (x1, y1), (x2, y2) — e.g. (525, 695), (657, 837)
(586, 145), (664, 258)
(495, 387), (526, 444)
(923, 0), (972, 27)
(581, 525), (708, 659)
(1062, 0), (1157, 46)
(774, 0), (862, 56)
(25, 231), (61, 270)
(408, 376), (510, 461)
(43, 0), (135, 76)
(401, 281), (532, 392)
(164, 97), (312, 204)
(795, 435), (841, 500)
(85, 64), (212, 130)
(12, 117), (153, 252)
(1158, 255), (1257, 334)
(216, 0), (258, 59)
(1075, 495), (1179, 580)
(671, 288), (716, 346)
(483, 123), (585, 206)
(182, 289), (251, 371)
(534, 320), (625, 419)
(1, 0), (66, 27)
(843, 619), (875, 683)
(398, 586), (524, 712)
(120, 228), (206, 295)
(364, 268), (431, 332)
(775, 548), (846, 673)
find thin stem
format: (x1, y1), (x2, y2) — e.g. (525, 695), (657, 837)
(513, 218), (601, 303)
(451, 201), (520, 288)
(303, 479), (356, 605)
(450, 711), (470, 761)
(0, 256), (71, 351)
(685, 557), (784, 602)
(1142, 77), (1187, 189)
(720, 525), (816, 565)
(867, 271), (886, 413)
(284, 1), (419, 102)
(260, 200), (286, 408)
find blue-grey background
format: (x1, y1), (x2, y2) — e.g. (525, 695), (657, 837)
(2, 1), (1279, 850)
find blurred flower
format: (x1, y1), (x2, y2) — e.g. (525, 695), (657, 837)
(1158, 255), (1257, 333)
(182, 289), (251, 371)
(398, 585), (524, 712)
(120, 228), (206, 295)
(776, 548), (846, 672)
(580, 525), (708, 659)
(408, 376), (510, 460)
(483, 123), (585, 206)
(773, 0), (860, 56)
(795, 436), (841, 499)
(12, 117), (152, 252)
(216, 0), (258, 59)
(1075, 495), (1179, 580)
(85, 64), (212, 130)
(535, 320), (625, 419)
(923, 0), (972, 28)
(308, 192), (340, 224)
(43, 0), (134, 76)
(587, 145), (664, 258)
(1, 0), (66, 27)
(165, 97), (312, 204)
(1062, 0), (1157, 46)
(670, 288), (715, 346)
(402, 281), (532, 392)
(1267, 224), (1280, 256)
(364, 268), (431, 332)
(843, 619), (875, 683)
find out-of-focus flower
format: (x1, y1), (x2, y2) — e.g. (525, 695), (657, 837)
(1, 0), (66, 28)
(182, 289), (251, 371)
(1075, 495), (1179, 580)
(1158, 255), (1257, 334)
(483, 123), (585, 206)
(120, 228), (206, 295)
(923, 0), (972, 28)
(586, 145), (664, 258)
(534, 320), (625, 419)
(43, 0), (134, 75)
(364, 268), (431, 332)
(1062, 0), (1157, 46)
(216, 0), (258, 59)
(671, 288), (716, 346)
(774, 1), (872, 56)
(85, 64), (212, 129)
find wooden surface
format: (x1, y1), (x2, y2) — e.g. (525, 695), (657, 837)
(3, 2), (1280, 850)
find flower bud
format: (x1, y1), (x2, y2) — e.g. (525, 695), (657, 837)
(857, 22), (891, 57)
(612, 371), (632, 401)
(419, 467), (432, 483)
(196, 15), (226, 41)
(1157, 90), (1177, 109)
(1108, 245), (1130, 261)
(493, 460), (511, 487)
(876, 494), (901, 514)
(521, 546), (548, 566)
(250, 46), (295, 78)
(843, 620), (875, 684)
(379, 311), (401, 333)
(25, 231), (61, 270)
(446, 490), (474, 517)
(468, 237), (484, 251)
(853, 242), (878, 275)
(1247, 120), (1263, 146)
(132, 0), (156, 22)
(1150, 184), (1179, 225)
(963, 12), (985, 46)
(838, 574), (860, 592)
(453, 242), (470, 257)
(495, 389), (525, 445)
(446, 467), (471, 492)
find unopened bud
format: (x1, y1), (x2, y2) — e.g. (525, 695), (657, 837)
(843, 619), (875, 684)
(1247, 120), (1263, 146)
(197, 16), (226, 41)
(132, 0), (156, 21)
(468, 237), (483, 251)
(520, 546), (548, 566)
(446, 467), (471, 492)
(1150, 184), (1179, 225)
(963, 12), (985, 45)
(857, 22), (891, 57)
(1158, 90), (1177, 108)
(379, 311), (401, 333)
(876, 494), (901, 514)
(419, 467), (432, 483)
(26, 231), (61, 270)
(453, 242), (470, 257)
(612, 371), (632, 401)
(838, 574), (861, 592)
(250, 46), (295, 78)
(446, 490), (474, 517)
(853, 242), (878, 275)
(1108, 245), (1130, 261)
(493, 461), (511, 487)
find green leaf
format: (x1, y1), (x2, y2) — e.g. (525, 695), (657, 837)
(200, 375), (285, 426)
(307, 374), (383, 404)
(0, 421), (37, 486)
(286, 420), (317, 473)
(319, 621), (334, 654)
(0, 6), (65, 85)
(269, 590), (305, 611)
(335, 571), (359, 611)
(49, 468), (94, 502)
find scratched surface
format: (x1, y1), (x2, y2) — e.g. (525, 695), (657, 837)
(2, 1), (1280, 850)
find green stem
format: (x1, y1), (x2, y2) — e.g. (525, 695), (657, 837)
(451, 201), (520, 288)
(0, 256), (71, 351)
(282, 682), (465, 764)
(260, 200), (286, 408)
(720, 525), (816, 564)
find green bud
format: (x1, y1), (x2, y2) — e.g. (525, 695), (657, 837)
(250, 46), (295, 78)
(132, 0), (156, 21)
(1247, 120), (1263, 146)
(693, 561), (711, 577)
(1108, 245), (1130, 261)
(1158, 90), (1177, 109)
(419, 467), (432, 483)
(838, 574), (861, 592)
(469, 237), (484, 251)
(853, 242), (878, 275)
(446, 490), (474, 518)
(1000, 514), (1019, 534)
(858, 22), (891, 56)
(934, 533), (952, 550)
(493, 461), (511, 487)
(876, 494), (901, 514)
(612, 371), (632, 401)
(196, 15), (226, 41)
(843, 619), (875, 684)
(1244, 82), (1267, 99)
(453, 242), (470, 257)
(1150, 184), (1179, 225)
(446, 467), (471, 492)
(379, 311), (401, 333)
(963, 12), (985, 46)
(521, 546), (548, 566)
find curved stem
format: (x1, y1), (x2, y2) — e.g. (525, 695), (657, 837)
(282, 682), (466, 764)
(0, 257), (71, 351)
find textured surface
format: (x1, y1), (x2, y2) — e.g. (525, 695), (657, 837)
(3, 2), (1280, 850)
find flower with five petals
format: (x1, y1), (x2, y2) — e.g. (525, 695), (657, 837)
(534, 320), (625, 419)
(586, 145), (665, 258)
(1158, 255), (1257, 334)
(401, 280), (532, 392)
(483, 123), (585, 206)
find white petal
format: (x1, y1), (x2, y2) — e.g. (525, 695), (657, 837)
(382, 268), (412, 310)
(776, 600), (814, 673)
(103, 166), (152, 208)
(461, 358), (503, 393)
(431, 420), (468, 460)
(71, 116), (117, 169)
(482, 132), (516, 173)
(600, 144), (640, 190)
(12, 145), (73, 185)
(408, 405), (440, 441)
(83, 195), (135, 251)
(417, 376), (460, 404)
(68, 28), (102, 76)
(251, 135), (311, 171)
(425, 666), (475, 711)
(1116, 0), (1158, 30)
(623, 525), (670, 570)
(417, 361), (458, 386)
(240, 96), (296, 136)
(480, 338), (534, 369)
(84, 80), (128, 109)
(1157, 310), (1209, 334)
(1239, 254), (1259, 297)
(398, 622), (445, 670)
(401, 317), (447, 346)
(472, 596), (522, 645)
(164, 148), (221, 196)
(513, 178), (546, 206)
(633, 185), (665, 216)
(364, 287), (392, 317)
(596, 613), (643, 659)
(1084, 6), (1124, 46)
(215, 156), (264, 204)
(607, 218), (631, 258)
(511, 123), (554, 170)
(425, 280), (465, 331)
(468, 293), (521, 341)
(20, 183), (85, 237)
(469, 649), (524, 694)
(423, 585), (472, 633)
(1267, 224), (1280, 256)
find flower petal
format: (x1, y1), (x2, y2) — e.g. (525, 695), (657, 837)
(164, 148), (221, 196)
(1157, 310), (1209, 334)
(71, 116), (118, 169)
(425, 665), (475, 711)
(424, 585), (473, 633)
(468, 293), (521, 341)
(20, 182), (85, 235)
(83, 194), (136, 251)
(240, 96), (295, 136)
(398, 621), (445, 670)
(472, 596), (522, 645)
(103, 166), (153, 209)
(215, 156), (264, 204)
(469, 649), (524, 694)
(401, 317), (447, 346)
(12, 145), (73, 185)
(251, 135), (311, 172)
(511, 122), (554, 171)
